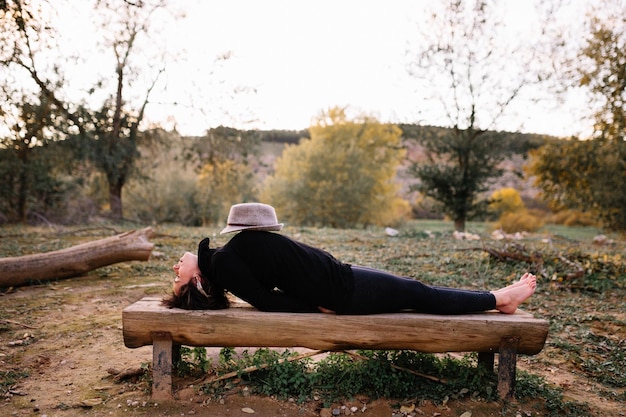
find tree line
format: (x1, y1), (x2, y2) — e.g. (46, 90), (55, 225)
(1, 0), (624, 232)
(0, 113), (604, 231)
(0, 105), (623, 232)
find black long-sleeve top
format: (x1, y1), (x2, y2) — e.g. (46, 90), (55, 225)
(197, 231), (354, 313)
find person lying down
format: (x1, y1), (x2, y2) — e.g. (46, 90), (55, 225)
(163, 203), (536, 315)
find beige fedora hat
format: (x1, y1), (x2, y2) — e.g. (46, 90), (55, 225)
(220, 203), (284, 234)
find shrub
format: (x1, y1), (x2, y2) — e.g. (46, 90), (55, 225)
(549, 209), (599, 227)
(495, 210), (544, 233)
(489, 187), (525, 217)
(125, 170), (200, 225)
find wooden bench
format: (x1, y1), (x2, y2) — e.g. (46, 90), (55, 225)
(122, 296), (549, 401)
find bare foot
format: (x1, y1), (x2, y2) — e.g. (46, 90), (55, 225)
(492, 272), (534, 295)
(492, 276), (537, 314)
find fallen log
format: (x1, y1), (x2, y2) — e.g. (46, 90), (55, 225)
(0, 227), (155, 288)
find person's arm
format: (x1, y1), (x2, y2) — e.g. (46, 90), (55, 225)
(212, 251), (318, 313)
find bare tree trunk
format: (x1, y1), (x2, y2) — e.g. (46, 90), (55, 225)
(454, 218), (466, 232)
(109, 181), (124, 221)
(0, 228), (155, 288)
(17, 147), (29, 224)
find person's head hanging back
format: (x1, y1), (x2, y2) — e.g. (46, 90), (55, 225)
(220, 203), (284, 234)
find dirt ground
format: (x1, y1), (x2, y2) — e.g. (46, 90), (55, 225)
(0, 278), (622, 417)
(1, 238), (625, 417)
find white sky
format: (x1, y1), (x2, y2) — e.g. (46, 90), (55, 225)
(183, 1), (424, 129)
(55, 0), (594, 138)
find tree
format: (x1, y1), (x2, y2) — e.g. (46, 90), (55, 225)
(529, 2), (626, 231)
(0, 1), (79, 223)
(0, 0), (174, 222)
(77, 0), (169, 221)
(196, 159), (256, 226)
(409, 128), (511, 231)
(578, 3), (626, 141)
(405, 0), (550, 231)
(190, 126), (261, 167)
(123, 127), (261, 226)
(0, 93), (61, 222)
(528, 137), (625, 231)
(189, 126), (261, 226)
(262, 107), (408, 228)
(0, 1), (86, 134)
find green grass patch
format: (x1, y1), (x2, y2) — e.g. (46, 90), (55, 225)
(195, 349), (500, 405)
(183, 348), (592, 415)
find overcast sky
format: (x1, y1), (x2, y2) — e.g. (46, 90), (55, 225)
(57, 0), (594, 137)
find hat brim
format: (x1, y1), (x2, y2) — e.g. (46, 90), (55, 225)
(220, 223), (284, 235)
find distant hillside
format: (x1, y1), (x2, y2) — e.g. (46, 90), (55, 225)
(256, 124), (554, 154)
(258, 129), (310, 144)
(396, 124), (553, 205)
(397, 124), (552, 155)
(252, 124), (553, 213)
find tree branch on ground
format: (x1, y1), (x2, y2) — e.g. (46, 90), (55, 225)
(0, 227), (155, 288)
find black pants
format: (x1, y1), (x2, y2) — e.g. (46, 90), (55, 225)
(344, 266), (496, 315)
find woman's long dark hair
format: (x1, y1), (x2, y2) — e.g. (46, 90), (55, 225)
(162, 277), (230, 310)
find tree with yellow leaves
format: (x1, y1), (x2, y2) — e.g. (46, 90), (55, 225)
(196, 159), (256, 227)
(530, 3), (626, 231)
(262, 107), (409, 228)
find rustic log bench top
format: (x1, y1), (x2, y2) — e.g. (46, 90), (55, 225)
(123, 296), (549, 401)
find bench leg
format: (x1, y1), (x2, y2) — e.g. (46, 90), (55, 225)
(151, 331), (174, 401)
(497, 336), (520, 401)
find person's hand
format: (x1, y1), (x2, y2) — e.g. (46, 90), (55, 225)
(318, 306), (336, 314)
